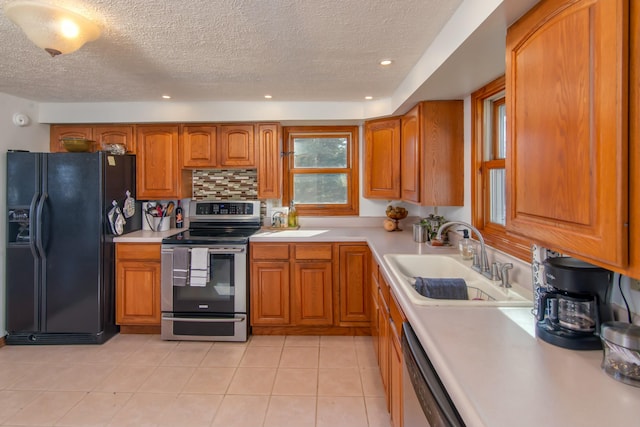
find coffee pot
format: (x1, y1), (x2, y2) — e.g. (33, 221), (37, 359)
(535, 257), (613, 350)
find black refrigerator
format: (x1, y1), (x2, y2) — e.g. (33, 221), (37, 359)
(5, 151), (141, 344)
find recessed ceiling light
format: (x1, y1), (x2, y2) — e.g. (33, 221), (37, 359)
(264, 95), (273, 99)
(380, 59), (392, 66)
(162, 95), (171, 99)
(365, 96), (373, 100)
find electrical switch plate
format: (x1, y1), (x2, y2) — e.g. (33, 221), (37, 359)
(630, 279), (640, 292)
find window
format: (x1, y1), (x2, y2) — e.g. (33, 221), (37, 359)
(282, 126), (359, 216)
(472, 76), (530, 261)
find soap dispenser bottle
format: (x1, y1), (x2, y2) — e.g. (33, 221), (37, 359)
(458, 229), (474, 260)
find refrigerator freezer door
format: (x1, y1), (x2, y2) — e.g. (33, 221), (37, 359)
(6, 152), (42, 333)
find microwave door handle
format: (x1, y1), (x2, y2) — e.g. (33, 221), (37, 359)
(161, 316), (246, 323)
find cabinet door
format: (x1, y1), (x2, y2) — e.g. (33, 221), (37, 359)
(378, 288), (390, 406)
(420, 101), (464, 206)
(390, 324), (403, 427)
(116, 260), (161, 325)
(293, 261), (333, 325)
(364, 118), (401, 199)
(506, 0), (628, 267)
(257, 123), (281, 199)
(338, 244), (370, 325)
(94, 125), (136, 153)
(400, 105), (420, 203)
(181, 125), (217, 168)
(250, 261), (290, 325)
(626, 2), (639, 278)
(50, 125), (94, 152)
(220, 124), (255, 167)
(136, 125), (181, 199)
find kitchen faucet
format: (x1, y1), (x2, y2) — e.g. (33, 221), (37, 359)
(435, 221), (492, 279)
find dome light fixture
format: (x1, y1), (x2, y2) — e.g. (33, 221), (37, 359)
(3, 0), (101, 57)
(380, 59), (392, 66)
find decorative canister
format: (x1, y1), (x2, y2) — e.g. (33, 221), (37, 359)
(413, 223), (428, 243)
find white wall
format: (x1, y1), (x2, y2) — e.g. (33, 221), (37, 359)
(0, 93), (50, 337)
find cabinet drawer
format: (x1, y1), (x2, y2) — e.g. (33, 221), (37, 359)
(116, 243), (160, 261)
(389, 290), (406, 330)
(294, 244), (333, 260)
(379, 273), (391, 307)
(251, 243), (290, 260)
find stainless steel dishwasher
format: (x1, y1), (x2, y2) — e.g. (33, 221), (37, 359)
(402, 322), (466, 427)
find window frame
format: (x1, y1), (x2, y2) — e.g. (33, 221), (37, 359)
(471, 76), (530, 261)
(282, 126), (359, 216)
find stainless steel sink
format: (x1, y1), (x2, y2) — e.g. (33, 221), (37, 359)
(383, 254), (532, 307)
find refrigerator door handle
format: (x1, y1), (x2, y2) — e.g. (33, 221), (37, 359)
(29, 193), (41, 259)
(35, 192), (47, 257)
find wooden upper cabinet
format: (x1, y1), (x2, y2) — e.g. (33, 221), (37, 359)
(399, 101), (463, 206)
(506, 0), (629, 267)
(50, 125), (93, 152)
(136, 124), (184, 200)
(181, 125), (217, 168)
(627, 2), (639, 278)
(220, 124), (255, 167)
(364, 118), (401, 199)
(94, 125), (135, 153)
(400, 106), (420, 203)
(257, 123), (281, 199)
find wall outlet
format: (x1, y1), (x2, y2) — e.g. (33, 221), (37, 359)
(630, 279), (640, 292)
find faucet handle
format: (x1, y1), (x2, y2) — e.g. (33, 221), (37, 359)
(472, 252), (481, 269)
(490, 262), (502, 281)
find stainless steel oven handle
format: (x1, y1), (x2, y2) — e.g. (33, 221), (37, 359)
(162, 316), (246, 323)
(208, 247), (245, 253)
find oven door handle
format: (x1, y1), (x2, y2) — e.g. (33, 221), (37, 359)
(208, 247), (245, 253)
(161, 315), (246, 323)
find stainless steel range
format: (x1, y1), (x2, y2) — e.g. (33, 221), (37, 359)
(160, 200), (261, 341)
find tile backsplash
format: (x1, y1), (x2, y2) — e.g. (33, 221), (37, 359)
(192, 169), (258, 200)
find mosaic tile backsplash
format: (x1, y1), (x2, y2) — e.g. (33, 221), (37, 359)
(192, 169), (258, 200)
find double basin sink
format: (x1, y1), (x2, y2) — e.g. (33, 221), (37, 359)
(383, 254), (532, 307)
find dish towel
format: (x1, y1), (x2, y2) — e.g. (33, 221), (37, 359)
(189, 248), (209, 287)
(172, 247), (189, 287)
(414, 277), (468, 300)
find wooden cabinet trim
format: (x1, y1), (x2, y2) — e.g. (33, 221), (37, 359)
(294, 243), (333, 260)
(251, 243), (290, 260)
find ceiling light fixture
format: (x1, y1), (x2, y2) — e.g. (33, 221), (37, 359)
(380, 59), (392, 66)
(264, 95), (272, 99)
(162, 95), (171, 99)
(3, 0), (101, 57)
(365, 96), (373, 100)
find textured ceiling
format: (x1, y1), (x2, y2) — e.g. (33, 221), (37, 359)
(0, 0), (463, 103)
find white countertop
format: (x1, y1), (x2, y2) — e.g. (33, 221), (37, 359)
(119, 225), (640, 426)
(113, 228), (181, 243)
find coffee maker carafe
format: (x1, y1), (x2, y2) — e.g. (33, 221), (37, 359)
(535, 257), (613, 350)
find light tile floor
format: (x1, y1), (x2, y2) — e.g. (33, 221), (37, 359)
(0, 335), (391, 427)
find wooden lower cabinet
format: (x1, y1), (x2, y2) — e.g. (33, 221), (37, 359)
(338, 244), (371, 325)
(250, 261), (291, 325)
(373, 260), (405, 427)
(249, 241), (370, 334)
(115, 243), (161, 332)
(293, 261), (333, 325)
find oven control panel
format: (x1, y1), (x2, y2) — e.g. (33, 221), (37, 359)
(189, 200), (261, 223)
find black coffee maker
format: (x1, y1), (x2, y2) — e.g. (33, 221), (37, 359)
(535, 257), (613, 350)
